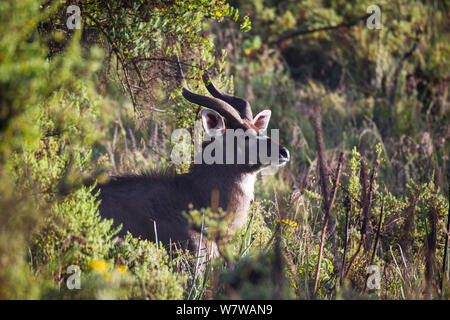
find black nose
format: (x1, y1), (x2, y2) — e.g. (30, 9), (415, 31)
(279, 147), (290, 161)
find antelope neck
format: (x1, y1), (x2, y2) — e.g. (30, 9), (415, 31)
(189, 164), (257, 230)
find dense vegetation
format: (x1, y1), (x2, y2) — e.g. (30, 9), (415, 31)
(0, 0), (448, 299)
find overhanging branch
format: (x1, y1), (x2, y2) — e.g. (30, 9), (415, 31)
(270, 13), (371, 46)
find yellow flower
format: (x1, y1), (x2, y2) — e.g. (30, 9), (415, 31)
(115, 265), (128, 275)
(280, 219), (298, 228)
(215, 11), (223, 18)
(88, 259), (108, 273)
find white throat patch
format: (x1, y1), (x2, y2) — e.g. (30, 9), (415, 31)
(238, 174), (256, 200)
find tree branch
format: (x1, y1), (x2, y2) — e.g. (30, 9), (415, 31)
(271, 13), (370, 46)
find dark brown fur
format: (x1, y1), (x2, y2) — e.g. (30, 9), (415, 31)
(95, 163), (258, 252)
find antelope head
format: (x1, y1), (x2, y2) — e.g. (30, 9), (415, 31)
(182, 73), (290, 172)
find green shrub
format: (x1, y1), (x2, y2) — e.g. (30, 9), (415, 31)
(31, 186), (120, 279)
(108, 233), (186, 300)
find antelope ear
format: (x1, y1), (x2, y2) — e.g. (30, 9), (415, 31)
(201, 108), (225, 137)
(252, 110), (271, 133)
